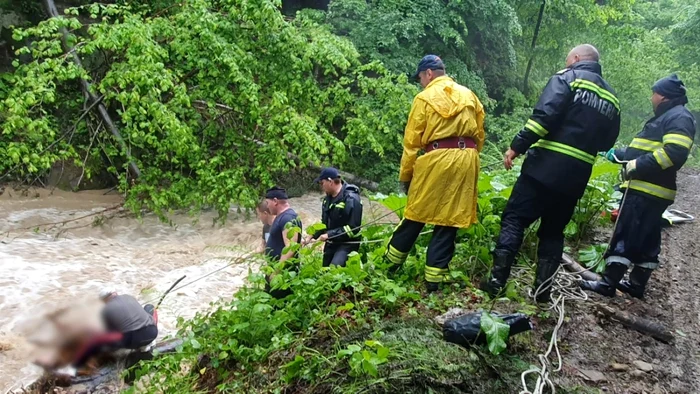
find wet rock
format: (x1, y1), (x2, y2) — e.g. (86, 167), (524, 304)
(579, 369), (607, 382)
(633, 360), (654, 372)
(611, 363), (629, 372)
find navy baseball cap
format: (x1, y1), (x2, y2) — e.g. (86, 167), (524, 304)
(265, 186), (288, 200)
(314, 167), (340, 183)
(411, 55), (445, 80)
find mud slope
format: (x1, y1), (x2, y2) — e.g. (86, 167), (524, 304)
(559, 168), (700, 393)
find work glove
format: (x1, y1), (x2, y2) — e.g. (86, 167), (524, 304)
(400, 181), (411, 194)
(622, 159), (637, 180)
(598, 148), (617, 163)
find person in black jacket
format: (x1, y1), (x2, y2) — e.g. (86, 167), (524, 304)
(580, 74), (696, 299)
(305, 167), (363, 267)
(481, 44), (621, 302)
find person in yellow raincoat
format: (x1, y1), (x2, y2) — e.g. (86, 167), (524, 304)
(384, 55), (485, 292)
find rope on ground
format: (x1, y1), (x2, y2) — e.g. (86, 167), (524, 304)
(519, 266), (589, 394)
(519, 172), (631, 394)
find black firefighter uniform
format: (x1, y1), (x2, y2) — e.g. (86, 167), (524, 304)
(482, 60), (621, 302)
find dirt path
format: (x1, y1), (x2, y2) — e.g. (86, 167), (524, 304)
(558, 168), (700, 393)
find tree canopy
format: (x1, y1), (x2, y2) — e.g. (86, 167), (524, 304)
(0, 0), (698, 218)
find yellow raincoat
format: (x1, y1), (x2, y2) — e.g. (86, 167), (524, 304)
(400, 75), (485, 228)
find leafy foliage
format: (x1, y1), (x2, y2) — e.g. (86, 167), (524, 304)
(2, 0), (413, 220)
(312, 0), (521, 105)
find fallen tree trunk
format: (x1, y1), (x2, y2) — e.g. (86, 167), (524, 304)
(562, 253), (602, 282)
(43, 0), (141, 179)
(595, 303), (674, 344)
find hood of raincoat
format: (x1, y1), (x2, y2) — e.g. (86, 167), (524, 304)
(419, 76), (469, 119)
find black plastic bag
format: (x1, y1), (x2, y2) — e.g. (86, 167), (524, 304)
(443, 311), (533, 348)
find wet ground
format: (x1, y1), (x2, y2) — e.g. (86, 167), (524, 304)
(556, 168), (700, 393)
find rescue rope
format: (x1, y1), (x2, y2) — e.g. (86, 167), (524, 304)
(519, 266), (589, 394)
(328, 229), (433, 244)
(519, 167), (631, 394)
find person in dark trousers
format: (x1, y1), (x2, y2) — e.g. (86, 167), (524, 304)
(305, 167), (363, 267)
(264, 186), (302, 298)
(384, 55), (486, 292)
(580, 74), (696, 299)
(72, 289), (158, 369)
(481, 44), (621, 302)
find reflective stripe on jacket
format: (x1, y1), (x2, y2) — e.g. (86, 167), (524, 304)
(618, 100), (696, 202)
(313, 183), (363, 242)
(511, 61), (621, 197)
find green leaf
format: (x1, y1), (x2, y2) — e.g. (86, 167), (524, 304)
(480, 313), (510, 355)
(362, 358), (378, 377)
(376, 346), (390, 360)
(191, 339), (201, 349)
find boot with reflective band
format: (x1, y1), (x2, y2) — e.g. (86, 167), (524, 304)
(617, 267), (653, 299)
(579, 262), (628, 297)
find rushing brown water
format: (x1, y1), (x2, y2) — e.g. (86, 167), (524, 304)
(0, 187), (334, 392)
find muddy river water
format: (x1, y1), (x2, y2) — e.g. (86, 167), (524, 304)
(0, 188), (343, 392)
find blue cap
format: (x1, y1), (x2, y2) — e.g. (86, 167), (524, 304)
(411, 55), (445, 79)
(314, 167), (340, 183)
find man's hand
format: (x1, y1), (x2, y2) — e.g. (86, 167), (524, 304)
(504, 149), (520, 170)
(623, 159), (637, 180)
(400, 181), (411, 194)
(317, 233), (329, 243)
(302, 235), (314, 246)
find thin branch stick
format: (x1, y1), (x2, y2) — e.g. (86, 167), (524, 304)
(75, 120), (102, 190)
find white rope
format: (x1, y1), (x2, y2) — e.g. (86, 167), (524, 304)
(519, 170), (631, 394)
(519, 266), (590, 394)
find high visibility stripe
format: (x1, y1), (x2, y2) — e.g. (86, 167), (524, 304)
(629, 138), (662, 152)
(663, 133), (694, 149)
(343, 225), (358, 238)
(385, 245), (408, 265)
(329, 202), (345, 210)
(425, 266), (450, 283)
(621, 180), (676, 201)
(424, 266), (449, 273)
(525, 119), (548, 137)
(570, 79), (620, 110)
(653, 149), (674, 169)
(636, 261), (659, 269)
(532, 140), (595, 164)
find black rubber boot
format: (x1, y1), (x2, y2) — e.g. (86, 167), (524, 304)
(425, 281), (440, 293)
(480, 252), (515, 297)
(579, 262), (628, 297)
(617, 267), (653, 299)
(533, 258), (560, 303)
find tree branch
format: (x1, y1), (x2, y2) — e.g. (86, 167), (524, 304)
(194, 100), (380, 191)
(42, 0), (141, 180)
